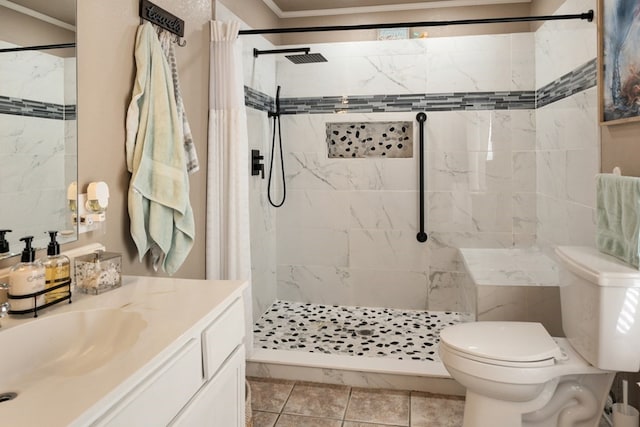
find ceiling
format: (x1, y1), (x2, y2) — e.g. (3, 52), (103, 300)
(264, 0), (531, 17)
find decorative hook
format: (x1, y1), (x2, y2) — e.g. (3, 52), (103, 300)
(174, 35), (187, 47)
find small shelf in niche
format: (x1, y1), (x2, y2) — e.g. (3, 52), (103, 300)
(326, 121), (413, 158)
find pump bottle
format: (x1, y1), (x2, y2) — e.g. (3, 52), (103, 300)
(9, 236), (45, 311)
(42, 231), (71, 303)
(0, 229), (11, 255)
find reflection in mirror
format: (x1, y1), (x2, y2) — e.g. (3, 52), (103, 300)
(0, 0), (77, 260)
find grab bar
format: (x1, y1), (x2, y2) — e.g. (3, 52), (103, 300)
(416, 112), (428, 243)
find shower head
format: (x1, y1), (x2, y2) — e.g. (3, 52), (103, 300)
(253, 47), (327, 64)
(285, 52), (327, 64)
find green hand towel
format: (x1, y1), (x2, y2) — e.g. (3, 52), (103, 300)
(596, 173), (640, 269)
(125, 22), (195, 275)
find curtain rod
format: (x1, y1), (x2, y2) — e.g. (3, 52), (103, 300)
(238, 10), (593, 35)
(0, 42), (75, 53)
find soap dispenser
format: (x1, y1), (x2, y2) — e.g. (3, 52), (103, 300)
(0, 229), (11, 254)
(9, 236), (45, 312)
(42, 231), (71, 303)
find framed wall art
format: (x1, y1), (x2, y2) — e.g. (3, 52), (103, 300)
(599, 0), (640, 125)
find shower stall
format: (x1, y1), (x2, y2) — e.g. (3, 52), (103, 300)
(219, 0), (600, 391)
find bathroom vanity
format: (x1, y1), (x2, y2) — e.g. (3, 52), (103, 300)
(0, 276), (247, 426)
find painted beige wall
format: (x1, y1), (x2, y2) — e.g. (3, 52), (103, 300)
(215, 0), (281, 44)
(62, 0), (212, 279)
(529, 0), (565, 30)
(0, 5), (74, 57)
(218, 0), (533, 44)
(601, 124), (640, 177)
(278, 4), (532, 44)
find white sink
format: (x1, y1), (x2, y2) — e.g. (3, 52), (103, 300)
(0, 309), (146, 390)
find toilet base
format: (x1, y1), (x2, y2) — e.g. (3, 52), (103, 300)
(462, 379), (559, 427)
(461, 373), (614, 427)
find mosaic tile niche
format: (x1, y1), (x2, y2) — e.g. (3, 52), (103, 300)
(326, 121), (413, 158)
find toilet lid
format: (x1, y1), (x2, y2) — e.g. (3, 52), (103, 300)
(440, 322), (563, 365)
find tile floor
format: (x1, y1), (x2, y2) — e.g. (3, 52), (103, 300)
(254, 300), (463, 362)
(247, 377), (465, 427)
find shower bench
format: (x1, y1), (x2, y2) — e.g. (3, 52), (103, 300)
(458, 247), (563, 337)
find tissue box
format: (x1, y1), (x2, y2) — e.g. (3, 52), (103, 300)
(75, 251), (122, 294)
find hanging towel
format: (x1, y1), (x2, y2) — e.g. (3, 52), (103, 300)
(596, 173), (640, 268)
(125, 22), (195, 275)
(158, 28), (200, 174)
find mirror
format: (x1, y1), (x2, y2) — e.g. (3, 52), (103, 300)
(0, 0), (77, 260)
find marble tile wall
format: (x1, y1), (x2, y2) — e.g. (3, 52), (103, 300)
(0, 42), (70, 243)
(235, 0), (599, 318)
(534, 0), (599, 251)
(272, 33), (537, 313)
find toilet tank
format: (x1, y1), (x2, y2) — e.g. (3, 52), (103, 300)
(556, 246), (640, 372)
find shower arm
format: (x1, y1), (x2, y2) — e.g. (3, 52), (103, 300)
(239, 11), (594, 35)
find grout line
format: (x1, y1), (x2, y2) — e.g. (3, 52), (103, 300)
(343, 386), (353, 422)
(278, 380), (296, 417)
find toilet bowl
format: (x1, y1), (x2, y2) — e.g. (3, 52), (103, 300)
(439, 322), (613, 427)
(439, 246), (640, 427)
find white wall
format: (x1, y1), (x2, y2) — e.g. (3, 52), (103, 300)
(273, 34), (536, 314)
(534, 0), (599, 249)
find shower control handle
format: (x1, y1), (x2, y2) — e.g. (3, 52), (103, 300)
(251, 149), (265, 179)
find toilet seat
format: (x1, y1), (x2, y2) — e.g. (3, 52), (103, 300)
(440, 322), (564, 367)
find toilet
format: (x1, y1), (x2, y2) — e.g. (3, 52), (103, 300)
(439, 246), (640, 427)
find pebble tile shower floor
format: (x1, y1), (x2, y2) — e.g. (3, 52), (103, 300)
(254, 300), (463, 362)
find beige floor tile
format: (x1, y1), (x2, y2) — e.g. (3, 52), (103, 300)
(343, 422), (398, 427)
(410, 391), (464, 427)
(248, 377), (295, 413)
(252, 411), (279, 427)
(275, 414), (343, 427)
(345, 388), (410, 426)
(282, 382), (350, 419)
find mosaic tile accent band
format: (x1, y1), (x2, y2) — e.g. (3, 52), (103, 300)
(536, 58), (597, 108)
(327, 121), (413, 158)
(245, 85), (274, 113)
(0, 96), (76, 120)
(244, 58), (597, 114)
(254, 300), (463, 362)
(280, 91), (535, 114)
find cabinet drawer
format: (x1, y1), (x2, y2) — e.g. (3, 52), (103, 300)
(94, 338), (203, 427)
(202, 297), (244, 381)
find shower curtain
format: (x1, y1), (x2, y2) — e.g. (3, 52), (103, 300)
(207, 20), (253, 354)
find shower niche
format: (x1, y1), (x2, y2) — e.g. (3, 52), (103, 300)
(326, 121), (413, 158)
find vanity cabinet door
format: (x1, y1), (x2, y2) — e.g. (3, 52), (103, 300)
(170, 345), (246, 427)
(94, 338), (203, 427)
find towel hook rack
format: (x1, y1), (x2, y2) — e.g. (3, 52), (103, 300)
(140, 0), (187, 47)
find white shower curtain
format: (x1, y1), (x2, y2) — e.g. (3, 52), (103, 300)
(207, 21), (253, 353)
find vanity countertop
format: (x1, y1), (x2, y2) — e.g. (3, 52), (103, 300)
(0, 275), (248, 426)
